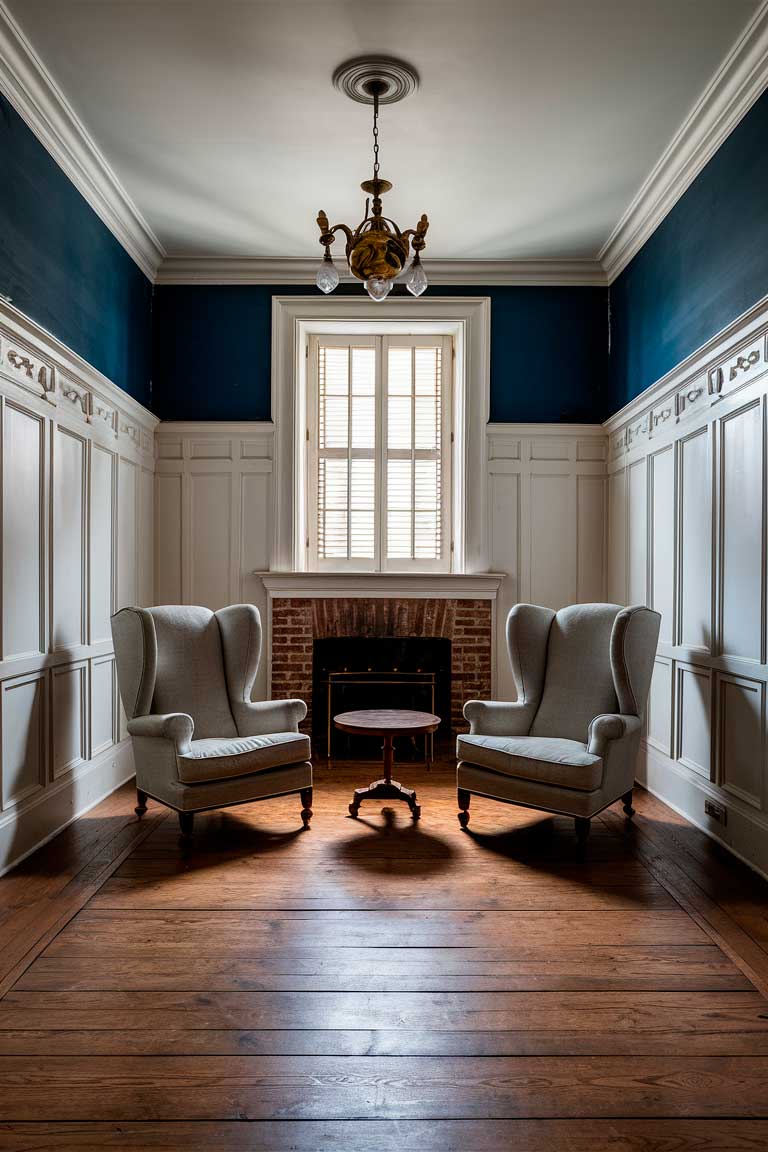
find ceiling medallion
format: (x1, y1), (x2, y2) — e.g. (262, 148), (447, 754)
(315, 56), (429, 301)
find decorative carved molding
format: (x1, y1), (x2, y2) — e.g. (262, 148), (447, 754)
(1, 339), (56, 400)
(0, 299), (157, 459)
(709, 367), (724, 396)
(7, 349), (33, 377)
(59, 377), (89, 414)
(730, 348), (762, 379)
(605, 293), (768, 449)
(119, 419), (139, 446)
(90, 399), (118, 436)
(675, 384), (704, 421)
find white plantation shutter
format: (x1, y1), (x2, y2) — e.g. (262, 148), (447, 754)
(385, 340), (446, 565)
(309, 334), (451, 571)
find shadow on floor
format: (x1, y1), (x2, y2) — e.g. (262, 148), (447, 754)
(330, 806), (456, 876)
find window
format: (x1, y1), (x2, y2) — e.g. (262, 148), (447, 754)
(307, 333), (452, 570)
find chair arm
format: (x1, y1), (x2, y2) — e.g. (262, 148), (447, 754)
(127, 713), (194, 753)
(237, 698), (308, 736)
(587, 713), (641, 757)
(463, 699), (533, 737)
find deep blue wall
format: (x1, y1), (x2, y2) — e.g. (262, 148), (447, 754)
(608, 88), (768, 416)
(152, 283), (608, 423)
(0, 94), (153, 407)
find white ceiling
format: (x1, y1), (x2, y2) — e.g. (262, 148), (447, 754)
(7, 0), (761, 260)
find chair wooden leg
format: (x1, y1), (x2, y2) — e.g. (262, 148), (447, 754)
(135, 788), (148, 816)
(575, 816), (591, 842)
(622, 789), (635, 818)
(458, 788), (471, 828)
(178, 811), (194, 838)
(300, 787), (313, 829)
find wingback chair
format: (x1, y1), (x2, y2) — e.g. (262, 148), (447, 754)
(111, 604), (312, 836)
(457, 602), (660, 839)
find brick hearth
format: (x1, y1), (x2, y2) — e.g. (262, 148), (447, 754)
(270, 597), (493, 736)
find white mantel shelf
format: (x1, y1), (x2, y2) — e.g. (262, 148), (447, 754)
(254, 572), (507, 600)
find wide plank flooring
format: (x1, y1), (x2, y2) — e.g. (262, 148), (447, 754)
(3, 766), (768, 1149)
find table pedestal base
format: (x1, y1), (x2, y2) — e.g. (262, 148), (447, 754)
(348, 777), (421, 821)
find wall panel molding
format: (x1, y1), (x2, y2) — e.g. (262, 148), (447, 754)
(0, 299), (155, 871)
(608, 294), (768, 878)
(155, 421), (274, 700)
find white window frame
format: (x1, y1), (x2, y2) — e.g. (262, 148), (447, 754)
(271, 296), (491, 574)
(307, 333), (453, 572)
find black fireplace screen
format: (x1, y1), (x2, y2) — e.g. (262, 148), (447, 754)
(312, 636), (451, 760)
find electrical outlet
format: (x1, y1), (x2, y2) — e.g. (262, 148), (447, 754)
(704, 798), (727, 825)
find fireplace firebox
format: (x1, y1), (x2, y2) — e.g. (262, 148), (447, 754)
(313, 637), (451, 760)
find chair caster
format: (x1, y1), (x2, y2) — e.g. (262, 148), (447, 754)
(348, 803), (359, 818)
(458, 788), (471, 828)
(458, 810), (470, 829)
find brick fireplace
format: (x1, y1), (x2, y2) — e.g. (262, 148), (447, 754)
(260, 574), (503, 739)
(271, 597), (491, 737)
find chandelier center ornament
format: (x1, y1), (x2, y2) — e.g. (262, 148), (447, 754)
(315, 57), (429, 301)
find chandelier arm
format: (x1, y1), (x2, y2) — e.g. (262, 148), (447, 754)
(329, 223), (355, 246)
(316, 213), (355, 251)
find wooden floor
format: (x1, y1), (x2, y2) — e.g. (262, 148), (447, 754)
(2, 764), (768, 1149)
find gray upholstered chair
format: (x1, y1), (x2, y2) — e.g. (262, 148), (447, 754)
(457, 602), (660, 839)
(111, 604), (312, 837)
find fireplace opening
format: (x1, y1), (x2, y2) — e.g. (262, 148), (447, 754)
(313, 636), (451, 761)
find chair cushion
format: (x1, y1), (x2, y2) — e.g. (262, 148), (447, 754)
(177, 731), (311, 785)
(456, 733), (603, 792)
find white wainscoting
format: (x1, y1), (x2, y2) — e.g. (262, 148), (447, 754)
(487, 425), (607, 699)
(156, 421), (606, 705)
(155, 422), (274, 700)
(0, 302), (156, 873)
(606, 295), (768, 878)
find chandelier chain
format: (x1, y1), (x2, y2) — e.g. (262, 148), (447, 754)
(372, 92), (380, 180)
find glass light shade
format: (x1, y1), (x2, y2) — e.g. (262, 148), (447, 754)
(406, 259), (428, 297)
(365, 276), (393, 302)
(316, 258), (340, 294)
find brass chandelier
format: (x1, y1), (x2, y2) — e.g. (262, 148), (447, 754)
(315, 57), (429, 301)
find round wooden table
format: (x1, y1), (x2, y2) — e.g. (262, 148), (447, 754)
(334, 709), (441, 822)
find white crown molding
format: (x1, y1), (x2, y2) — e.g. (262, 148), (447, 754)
(155, 256), (608, 287)
(1, 0), (765, 292)
(600, 0), (768, 282)
(0, 0), (164, 280)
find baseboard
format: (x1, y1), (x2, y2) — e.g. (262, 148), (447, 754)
(637, 742), (768, 883)
(0, 739), (136, 877)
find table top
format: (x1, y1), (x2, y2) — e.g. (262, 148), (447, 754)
(333, 709), (441, 736)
